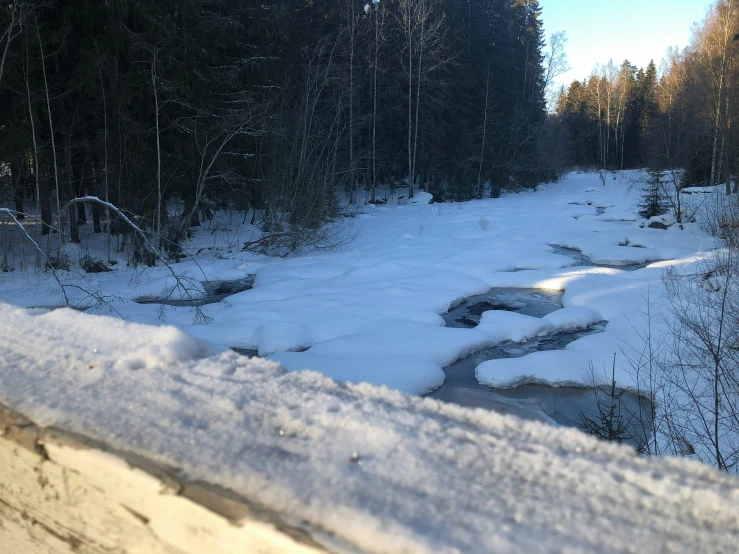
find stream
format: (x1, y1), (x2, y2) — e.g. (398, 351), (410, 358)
(111, 258), (654, 445)
(549, 245), (652, 271)
(426, 254), (654, 448)
(134, 275), (255, 307)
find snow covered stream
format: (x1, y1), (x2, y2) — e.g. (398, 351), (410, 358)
(0, 171), (715, 411)
(1, 171), (737, 552)
(428, 287), (652, 445)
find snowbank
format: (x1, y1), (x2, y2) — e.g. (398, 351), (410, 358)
(1, 303), (738, 553)
(0, 171), (713, 397)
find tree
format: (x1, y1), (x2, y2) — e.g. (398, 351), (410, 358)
(638, 167), (669, 220)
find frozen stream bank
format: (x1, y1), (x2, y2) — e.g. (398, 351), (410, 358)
(426, 288), (653, 447)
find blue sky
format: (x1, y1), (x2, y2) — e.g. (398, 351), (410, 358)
(540, 0), (715, 88)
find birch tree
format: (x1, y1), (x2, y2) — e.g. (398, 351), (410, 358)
(397, 0), (449, 198)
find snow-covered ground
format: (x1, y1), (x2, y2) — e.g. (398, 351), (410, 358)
(0, 172), (713, 396)
(1, 172), (737, 551)
(1, 303), (737, 553)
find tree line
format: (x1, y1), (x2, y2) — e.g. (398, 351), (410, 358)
(553, 0), (739, 195)
(0, 0), (561, 259)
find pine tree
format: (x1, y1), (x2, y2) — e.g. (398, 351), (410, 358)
(638, 166), (669, 219)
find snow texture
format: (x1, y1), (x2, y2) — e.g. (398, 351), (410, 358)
(0, 303), (737, 554)
(0, 172), (717, 396)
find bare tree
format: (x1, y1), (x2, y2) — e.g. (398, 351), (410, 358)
(693, 0), (737, 189)
(22, 25), (40, 241)
(476, 64), (492, 198)
(542, 31), (570, 112)
(35, 14), (61, 230)
(397, 0), (449, 198)
(0, 1), (30, 90)
(661, 195), (739, 471)
(342, 0), (363, 205)
(370, 0), (387, 203)
(147, 44), (164, 253)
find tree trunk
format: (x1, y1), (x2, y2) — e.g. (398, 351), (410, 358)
(183, 193), (200, 228)
(411, 14), (424, 199)
(37, 21), (61, 229)
(13, 180), (24, 217)
(407, 15), (413, 199)
(371, 4), (379, 203)
(347, 1), (355, 205)
(64, 132), (80, 244)
(477, 66), (490, 198)
(91, 162), (103, 233)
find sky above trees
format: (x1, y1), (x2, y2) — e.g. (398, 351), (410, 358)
(541, 0), (715, 88)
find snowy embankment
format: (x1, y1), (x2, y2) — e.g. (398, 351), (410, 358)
(0, 172), (714, 395)
(1, 303), (738, 553)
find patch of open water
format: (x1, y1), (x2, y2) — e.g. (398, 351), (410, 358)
(428, 285), (653, 449)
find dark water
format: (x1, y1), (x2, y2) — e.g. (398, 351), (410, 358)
(549, 245), (651, 271)
(231, 347), (259, 357)
(428, 286), (653, 448)
(442, 288), (564, 328)
(134, 275), (255, 306)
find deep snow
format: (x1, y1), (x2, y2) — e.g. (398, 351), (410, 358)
(0, 303), (737, 553)
(0, 171), (713, 396)
(1, 171), (737, 551)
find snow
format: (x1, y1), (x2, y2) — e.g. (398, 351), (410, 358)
(409, 190), (433, 204)
(477, 350), (600, 389)
(0, 303), (738, 553)
(0, 172), (714, 397)
(541, 306), (603, 331)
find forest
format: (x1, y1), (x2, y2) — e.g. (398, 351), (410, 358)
(0, 0), (567, 259)
(2, 1), (739, 475)
(553, 0), (739, 196)
(2, 1), (739, 256)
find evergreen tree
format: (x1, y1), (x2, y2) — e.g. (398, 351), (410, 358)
(638, 167), (670, 219)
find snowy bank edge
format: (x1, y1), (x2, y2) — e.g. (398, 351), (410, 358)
(1, 305), (739, 553)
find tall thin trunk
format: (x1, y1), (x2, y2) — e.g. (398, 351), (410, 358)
(36, 21), (61, 231)
(347, 1), (355, 204)
(711, 59), (726, 187)
(406, 7), (413, 199)
(477, 66), (490, 198)
(151, 47), (162, 253)
(721, 95), (731, 195)
(24, 34), (40, 241)
(98, 49), (111, 257)
(371, 4), (379, 203)
(411, 16), (424, 197)
(0, 3), (19, 91)
(64, 129), (80, 243)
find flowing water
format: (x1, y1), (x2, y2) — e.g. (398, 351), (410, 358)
(427, 286), (653, 448)
(134, 275), (255, 306)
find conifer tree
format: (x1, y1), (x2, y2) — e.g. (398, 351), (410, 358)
(638, 167), (670, 219)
